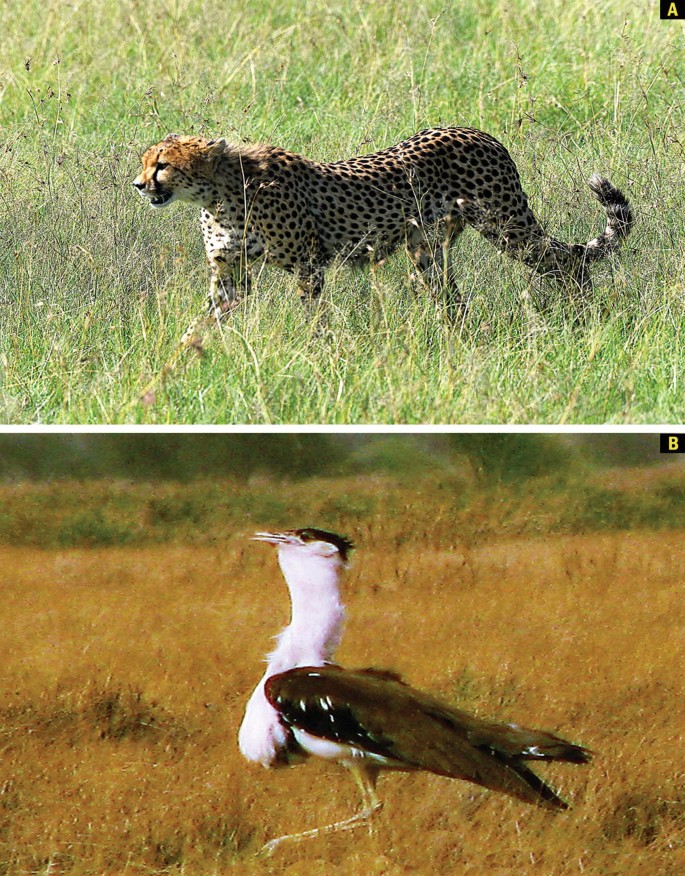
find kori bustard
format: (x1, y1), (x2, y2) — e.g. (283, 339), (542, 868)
(238, 528), (591, 853)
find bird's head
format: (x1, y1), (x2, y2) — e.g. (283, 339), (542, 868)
(252, 528), (354, 566)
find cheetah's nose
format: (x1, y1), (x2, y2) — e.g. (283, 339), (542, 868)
(132, 179), (145, 190)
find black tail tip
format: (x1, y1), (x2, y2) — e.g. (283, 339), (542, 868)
(588, 174), (633, 236)
(588, 174), (624, 205)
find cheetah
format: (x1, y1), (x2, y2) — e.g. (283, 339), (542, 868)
(133, 128), (633, 328)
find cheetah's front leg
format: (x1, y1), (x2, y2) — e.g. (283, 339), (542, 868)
(207, 256), (252, 320)
(179, 251), (251, 349)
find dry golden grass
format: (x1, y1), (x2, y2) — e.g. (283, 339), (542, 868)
(2, 523), (684, 874)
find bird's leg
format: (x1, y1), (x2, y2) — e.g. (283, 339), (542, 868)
(260, 763), (382, 856)
(348, 761), (383, 835)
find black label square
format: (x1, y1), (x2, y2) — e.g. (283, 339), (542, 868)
(660, 1), (683, 18)
(660, 434), (685, 452)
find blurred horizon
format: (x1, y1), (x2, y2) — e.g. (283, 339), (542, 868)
(0, 433), (674, 483)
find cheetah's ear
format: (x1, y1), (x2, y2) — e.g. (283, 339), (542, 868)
(205, 138), (227, 156)
(163, 133), (180, 141)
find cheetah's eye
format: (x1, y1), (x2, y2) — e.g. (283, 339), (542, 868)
(156, 161), (169, 171)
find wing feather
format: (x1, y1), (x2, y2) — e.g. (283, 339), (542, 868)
(265, 665), (591, 809)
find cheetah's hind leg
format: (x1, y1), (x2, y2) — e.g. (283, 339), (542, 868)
(407, 217), (466, 324)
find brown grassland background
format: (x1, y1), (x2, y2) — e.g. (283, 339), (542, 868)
(1, 468), (684, 875)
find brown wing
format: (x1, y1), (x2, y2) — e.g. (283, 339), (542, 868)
(265, 665), (591, 810)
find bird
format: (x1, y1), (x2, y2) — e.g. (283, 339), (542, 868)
(238, 527), (591, 854)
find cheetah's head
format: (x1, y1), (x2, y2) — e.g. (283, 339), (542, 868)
(133, 134), (227, 208)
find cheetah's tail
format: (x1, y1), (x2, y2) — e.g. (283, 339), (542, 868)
(583, 175), (633, 261)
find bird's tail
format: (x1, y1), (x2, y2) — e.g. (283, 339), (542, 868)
(487, 722), (593, 764)
(469, 721), (593, 810)
(502, 761), (571, 810)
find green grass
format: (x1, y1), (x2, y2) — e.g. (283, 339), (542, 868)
(1, 0), (684, 423)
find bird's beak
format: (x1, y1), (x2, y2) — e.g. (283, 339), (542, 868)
(252, 531), (291, 545)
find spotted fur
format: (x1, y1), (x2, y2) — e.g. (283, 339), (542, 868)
(133, 129), (633, 322)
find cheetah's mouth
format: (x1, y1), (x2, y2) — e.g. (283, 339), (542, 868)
(149, 191), (174, 208)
